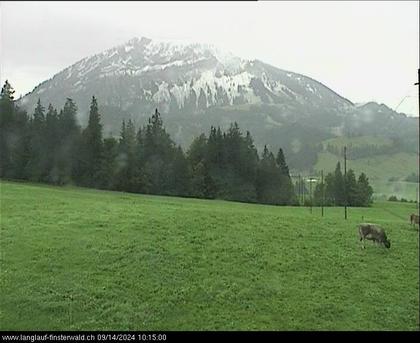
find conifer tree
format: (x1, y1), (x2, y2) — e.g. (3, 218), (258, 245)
(345, 169), (358, 206)
(225, 122), (242, 171)
(170, 146), (191, 196)
(26, 99), (47, 181)
(334, 162), (345, 206)
(45, 104), (60, 183)
(356, 172), (373, 206)
(0, 80), (30, 179)
(0, 80), (16, 177)
(140, 109), (179, 195)
(115, 119), (138, 191)
(187, 133), (207, 167)
(56, 98), (80, 184)
(96, 137), (118, 190)
(59, 98), (79, 136)
(276, 148), (290, 177)
(191, 161), (216, 199)
(256, 145), (282, 204)
(0, 80), (15, 121)
(79, 96), (104, 186)
(276, 148), (296, 204)
(32, 99), (45, 128)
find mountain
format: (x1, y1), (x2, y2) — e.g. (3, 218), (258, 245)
(20, 37), (353, 114)
(18, 37), (418, 177)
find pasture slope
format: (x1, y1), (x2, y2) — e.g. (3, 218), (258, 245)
(314, 135), (418, 201)
(0, 181), (418, 330)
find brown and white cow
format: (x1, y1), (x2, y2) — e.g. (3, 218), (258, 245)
(358, 223), (391, 249)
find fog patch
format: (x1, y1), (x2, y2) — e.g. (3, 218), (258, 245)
(331, 125), (344, 137)
(291, 138), (301, 153)
(360, 107), (375, 123)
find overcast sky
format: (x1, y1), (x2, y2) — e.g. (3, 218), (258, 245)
(1, 1), (419, 116)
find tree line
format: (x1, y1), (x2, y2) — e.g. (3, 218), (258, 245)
(1, 80), (375, 207)
(312, 162), (373, 207)
(0, 81), (299, 205)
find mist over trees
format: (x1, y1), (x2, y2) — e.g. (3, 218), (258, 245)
(1, 80), (373, 207)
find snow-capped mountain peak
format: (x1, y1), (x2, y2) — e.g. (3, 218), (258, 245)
(23, 36), (355, 120)
(18, 36), (416, 152)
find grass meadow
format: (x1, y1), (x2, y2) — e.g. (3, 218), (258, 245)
(0, 180), (418, 330)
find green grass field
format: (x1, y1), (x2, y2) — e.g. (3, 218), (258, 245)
(1, 181), (419, 330)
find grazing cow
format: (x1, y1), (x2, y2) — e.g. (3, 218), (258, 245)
(358, 223), (391, 249)
(410, 213), (419, 226)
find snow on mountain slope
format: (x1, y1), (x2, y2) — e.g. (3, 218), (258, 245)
(20, 36), (354, 119)
(17, 36), (416, 157)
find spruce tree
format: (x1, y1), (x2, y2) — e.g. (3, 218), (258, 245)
(45, 104), (60, 183)
(242, 131), (259, 178)
(256, 145), (282, 204)
(0, 80), (16, 177)
(237, 130), (259, 202)
(276, 148), (290, 177)
(357, 173), (373, 206)
(56, 98), (80, 184)
(33, 99), (45, 127)
(0, 80), (15, 121)
(141, 109), (178, 194)
(333, 162), (345, 206)
(207, 126), (218, 166)
(26, 99), (47, 181)
(187, 134), (207, 167)
(225, 122), (242, 171)
(170, 146), (191, 196)
(0, 80), (30, 179)
(276, 148), (296, 204)
(114, 119), (141, 192)
(191, 161), (216, 199)
(79, 96), (104, 186)
(345, 169), (358, 206)
(59, 98), (79, 136)
(96, 137), (118, 190)
(215, 127), (225, 168)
